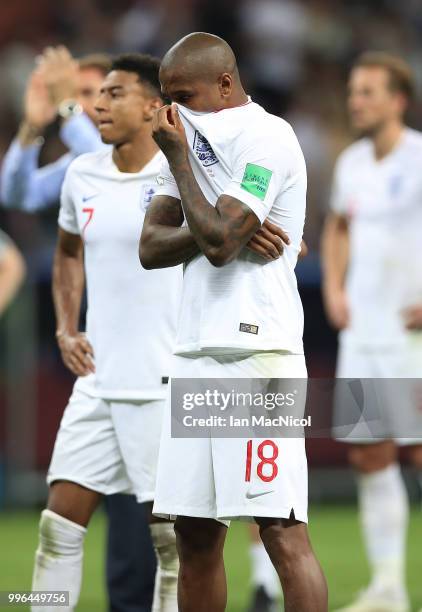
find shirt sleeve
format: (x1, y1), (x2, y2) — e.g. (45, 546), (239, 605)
(60, 113), (103, 157)
(58, 167), (79, 235)
(329, 156), (348, 214)
(153, 157), (181, 200)
(0, 137), (74, 212)
(222, 135), (288, 224)
(0, 138), (41, 209)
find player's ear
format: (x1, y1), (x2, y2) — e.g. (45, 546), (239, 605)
(219, 73), (232, 99)
(144, 96), (164, 122)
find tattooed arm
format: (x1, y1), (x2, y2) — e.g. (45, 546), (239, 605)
(139, 194), (200, 269)
(170, 158), (260, 267)
(152, 105), (261, 267)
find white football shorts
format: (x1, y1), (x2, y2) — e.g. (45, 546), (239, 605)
(333, 337), (422, 445)
(47, 387), (164, 502)
(153, 351), (309, 523)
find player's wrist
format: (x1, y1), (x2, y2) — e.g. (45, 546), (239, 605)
(57, 99), (83, 121)
(18, 121), (45, 146)
(55, 329), (77, 341)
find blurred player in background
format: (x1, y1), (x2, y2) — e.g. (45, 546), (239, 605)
(31, 54), (181, 612)
(0, 229), (26, 316)
(322, 52), (422, 612)
(141, 32), (327, 612)
(0, 46), (109, 212)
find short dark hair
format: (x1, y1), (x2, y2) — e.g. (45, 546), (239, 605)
(79, 53), (112, 76)
(111, 53), (162, 97)
(353, 52), (415, 101)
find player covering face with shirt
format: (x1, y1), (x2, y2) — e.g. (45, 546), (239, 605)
(141, 33), (327, 612)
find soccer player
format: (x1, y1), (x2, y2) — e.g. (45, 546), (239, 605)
(322, 52), (422, 612)
(30, 53), (182, 612)
(0, 229), (26, 316)
(140, 33), (328, 612)
(0, 46), (160, 612)
(0, 46), (109, 212)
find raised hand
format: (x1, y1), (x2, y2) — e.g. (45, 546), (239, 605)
(152, 104), (188, 167)
(38, 45), (79, 107)
(23, 69), (57, 130)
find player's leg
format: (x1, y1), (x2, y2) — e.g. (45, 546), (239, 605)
(174, 516), (227, 612)
(247, 523), (280, 612)
(32, 481), (101, 611)
(111, 398), (179, 612)
(336, 441), (409, 612)
(32, 389), (132, 612)
(256, 515), (327, 612)
(104, 494), (156, 612)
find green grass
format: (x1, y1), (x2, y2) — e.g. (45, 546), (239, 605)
(0, 506), (421, 611)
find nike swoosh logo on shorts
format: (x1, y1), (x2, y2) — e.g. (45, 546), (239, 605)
(246, 490), (274, 499)
(82, 194), (99, 202)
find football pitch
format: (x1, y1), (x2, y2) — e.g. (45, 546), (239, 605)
(0, 505), (421, 611)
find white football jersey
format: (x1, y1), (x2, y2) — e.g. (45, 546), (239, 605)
(58, 149), (182, 399)
(155, 100), (307, 355)
(331, 128), (422, 347)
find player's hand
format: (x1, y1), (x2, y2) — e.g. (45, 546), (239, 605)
(56, 332), (95, 377)
(246, 220), (290, 260)
(324, 288), (349, 330)
(152, 104), (188, 166)
(38, 46), (79, 107)
(402, 305), (422, 330)
(23, 69), (57, 130)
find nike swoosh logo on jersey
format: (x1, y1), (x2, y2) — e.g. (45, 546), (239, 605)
(246, 490), (274, 500)
(82, 194), (99, 202)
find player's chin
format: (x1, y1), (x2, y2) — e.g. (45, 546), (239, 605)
(98, 124), (117, 144)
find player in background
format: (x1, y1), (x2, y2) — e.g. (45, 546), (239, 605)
(322, 53), (422, 612)
(0, 229), (26, 316)
(30, 53), (182, 612)
(0, 46), (160, 612)
(140, 33), (328, 612)
(0, 46), (109, 212)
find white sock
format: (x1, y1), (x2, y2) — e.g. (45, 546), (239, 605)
(250, 542), (280, 599)
(150, 522), (179, 612)
(358, 464), (408, 597)
(31, 509), (86, 612)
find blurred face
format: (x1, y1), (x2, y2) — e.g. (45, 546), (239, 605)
(160, 67), (232, 112)
(77, 67), (106, 123)
(348, 66), (405, 135)
(95, 70), (161, 145)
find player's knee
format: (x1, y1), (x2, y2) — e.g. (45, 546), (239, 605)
(174, 517), (224, 561)
(37, 509), (86, 560)
(259, 521), (309, 568)
(348, 443), (396, 473)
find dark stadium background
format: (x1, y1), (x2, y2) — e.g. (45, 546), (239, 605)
(1, 0), (422, 509)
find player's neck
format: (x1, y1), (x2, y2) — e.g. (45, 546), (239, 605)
(112, 136), (159, 173)
(372, 120), (404, 161)
(225, 89), (249, 109)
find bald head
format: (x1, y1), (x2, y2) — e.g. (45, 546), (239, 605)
(159, 32), (246, 112)
(161, 32), (238, 82)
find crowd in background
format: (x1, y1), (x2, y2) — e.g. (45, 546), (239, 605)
(1, 0), (422, 479)
(1, 0), (422, 259)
